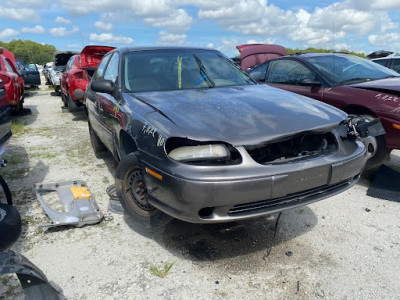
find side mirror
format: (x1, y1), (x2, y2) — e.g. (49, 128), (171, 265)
(299, 78), (321, 87)
(91, 80), (115, 94)
(249, 71), (262, 82)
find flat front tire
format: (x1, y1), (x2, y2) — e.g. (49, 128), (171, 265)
(115, 153), (171, 226)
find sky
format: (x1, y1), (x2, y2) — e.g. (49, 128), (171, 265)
(1, 0), (400, 57)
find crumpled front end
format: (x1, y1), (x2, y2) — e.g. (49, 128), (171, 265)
(140, 125), (367, 223)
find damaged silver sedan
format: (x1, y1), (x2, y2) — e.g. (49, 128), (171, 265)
(85, 47), (369, 224)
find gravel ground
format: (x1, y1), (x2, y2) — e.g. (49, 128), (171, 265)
(1, 79), (400, 299)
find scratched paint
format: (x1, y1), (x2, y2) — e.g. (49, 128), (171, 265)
(142, 123), (165, 147)
(375, 93), (399, 103)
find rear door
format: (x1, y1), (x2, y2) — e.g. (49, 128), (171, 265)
(86, 53), (113, 148)
(22, 63), (41, 86)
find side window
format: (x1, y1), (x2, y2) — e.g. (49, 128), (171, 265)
(103, 53), (119, 83)
(373, 59), (389, 67)
(93, 54), (112, 80)
(4, 59), (15, 73)
(267, 60), (317, 85)
(66, 57), (75, 71)
(390, 59), (400, 73)
(252, 62), (270, 81)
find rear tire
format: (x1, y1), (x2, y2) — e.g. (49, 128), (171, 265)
(115, 153), (172, 227)
(67, 91), (78, 112)
(88, 122), (107, 157)
(0, 174), (12, 205)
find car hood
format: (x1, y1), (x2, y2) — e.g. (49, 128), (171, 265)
(134, 85), (346, 146)
(349, 77), (400, 92)
(80, 45), (115, 69)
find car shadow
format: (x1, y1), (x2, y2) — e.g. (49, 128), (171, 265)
(11, 105), (38, 126)
(123, 206), (318, 262)
(50, 91), (61, 97)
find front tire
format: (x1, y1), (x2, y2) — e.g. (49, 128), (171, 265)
(115, 153), (171, 226)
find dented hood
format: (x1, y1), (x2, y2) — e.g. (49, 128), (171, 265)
(134, 85), (346, 146)
(349, 77), (400, 92)
(80, 45), (115, 69)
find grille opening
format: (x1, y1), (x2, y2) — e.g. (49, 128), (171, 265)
(199, 207), (214, 218)
(245, 132), (337, 165)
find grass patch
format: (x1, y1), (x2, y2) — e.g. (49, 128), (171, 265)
(150, 262), (174, 278)
(4, 153), (24, 165)
(25, 86), (40, 92)
(11, 119), (32, 136)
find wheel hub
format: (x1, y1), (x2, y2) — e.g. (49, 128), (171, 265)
(128, 170), (155, 211)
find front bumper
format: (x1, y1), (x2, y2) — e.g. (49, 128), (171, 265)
(140, 140), (367, 223)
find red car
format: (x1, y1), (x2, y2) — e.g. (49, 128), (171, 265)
(0, 48), (24, 111)
(60, 45), (115, 112)
(248, 52), (400, 169)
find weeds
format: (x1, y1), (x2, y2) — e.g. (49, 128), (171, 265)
(150, 262), (174, 278)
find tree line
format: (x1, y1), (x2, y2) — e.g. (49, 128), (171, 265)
(286, 47), (366, 58)
(0, 39), (56, 65)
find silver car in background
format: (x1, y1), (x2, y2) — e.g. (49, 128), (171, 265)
(49, 66), (65, 93)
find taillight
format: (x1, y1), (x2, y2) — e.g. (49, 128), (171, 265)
(0, 74), (10, 84)
(74, 71), (88, 81)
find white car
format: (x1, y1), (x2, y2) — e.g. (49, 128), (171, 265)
(49, 66), (65, 93)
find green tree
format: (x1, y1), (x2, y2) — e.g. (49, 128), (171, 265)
(0, 39), (57, 64)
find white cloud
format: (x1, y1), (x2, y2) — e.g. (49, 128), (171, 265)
(64, 44), (82, 50)
(370, 0), (400, 10)
(3, 0), (45, 8)
(21, 25), (46, 34)
(89, 33), (134, 44)
(144, 9), (192, 33)
(156, 31), (188, 46)
(0, 7), (40, 22)
(54, 16), (72, 24)
(369, 32), (400, 49)
(49, 26), (79, 37)
(0, 28), (19, 41)
(94, 21), (113, 31)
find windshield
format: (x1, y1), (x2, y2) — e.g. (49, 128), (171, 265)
(123, 49), (254, 92)
(304, 54), (400, 85)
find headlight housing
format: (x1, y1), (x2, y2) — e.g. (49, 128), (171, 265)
(168, 144), (229, 162)
(165, 137), (241, 165)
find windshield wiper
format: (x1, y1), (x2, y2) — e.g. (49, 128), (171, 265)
(336, 78), (370, 85)
(193, 54), (215, 88)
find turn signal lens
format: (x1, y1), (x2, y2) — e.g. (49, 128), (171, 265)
(393, 123), (400, 130)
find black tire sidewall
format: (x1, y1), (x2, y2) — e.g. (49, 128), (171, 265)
(115, 153), (171, 226)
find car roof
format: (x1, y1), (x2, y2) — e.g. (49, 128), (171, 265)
(289, 52), (353, 59)
(116, 46), (216, 54)
(372, 53), (400, 60)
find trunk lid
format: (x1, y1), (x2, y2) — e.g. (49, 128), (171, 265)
(80, 45), (115, 69)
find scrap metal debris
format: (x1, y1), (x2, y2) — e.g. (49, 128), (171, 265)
(33, 180), (103, 228)
(0, 250), (65, 299)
